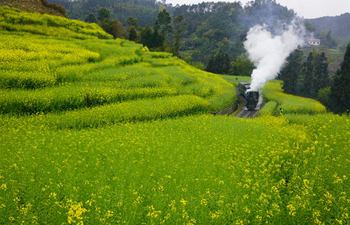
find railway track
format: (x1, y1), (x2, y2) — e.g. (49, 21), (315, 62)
(236, 109), (258, 118)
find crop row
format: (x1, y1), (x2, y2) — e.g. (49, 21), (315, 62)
(0, 86), (178, 115)
(258, 101), (278, 116)
(263, 81), (326, 114)
(0, 6), (111, 39)
(44, 95), (209, 129)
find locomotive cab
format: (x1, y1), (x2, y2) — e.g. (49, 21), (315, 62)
(245, 91), (260, 111)
(238, 82), (261, 111)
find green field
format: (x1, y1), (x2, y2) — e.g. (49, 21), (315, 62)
(0, 6), (349, 225)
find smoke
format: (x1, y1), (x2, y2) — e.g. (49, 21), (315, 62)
(244, 22), (305, 91)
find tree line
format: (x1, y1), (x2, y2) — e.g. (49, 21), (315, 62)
(280, 43), (350, 114)
(84, 7), (184, 56)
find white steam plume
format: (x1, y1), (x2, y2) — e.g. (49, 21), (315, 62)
(244, 23), (304, 91)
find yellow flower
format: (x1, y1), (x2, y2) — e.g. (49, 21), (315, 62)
(0, 184), (7, 190)
(49, 192), (57, 199)
(324, 191), (334, 205)
(146, 205), (161, 218)
(209, 211), (221, 219)
(287, 204), (296, 216)
(180, 198), (188, 207)
(200, 199), (208, 206)
(235, 219), (244, 225)
(106, 210), (114, 218)
(67, 202), (87, 224)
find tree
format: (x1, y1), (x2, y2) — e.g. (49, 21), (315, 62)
(97, 8), (111, 22)
(230, 55), (254, 76)
(302, 52), (315, 97)
(280, 49), (303, 94)
(155, 9), (172, 36)
(127, 17), (138, 28)
(155, 9), (172, 50)
(140, 27), (163, 49)
(330, 42), (350, 113)
(111, 20), (126, 39)
(206, 51), (231, 74)
(128, 26), (138, 41)
(314, 52), (330, 92)
(85, 14), (97, 23)
(172, 16), (184, 56)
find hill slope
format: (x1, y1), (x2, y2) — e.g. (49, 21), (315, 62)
(306, 13), (350, 41)
(1, 6), (349, 225)
(0, 0), (66, 16)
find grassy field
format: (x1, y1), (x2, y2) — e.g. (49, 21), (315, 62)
(0, 6), (349, 225)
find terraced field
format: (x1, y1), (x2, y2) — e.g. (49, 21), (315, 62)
(1, 6), (349, 225)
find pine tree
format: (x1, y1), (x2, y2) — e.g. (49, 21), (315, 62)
(330, 42), (350, 113)
(206, 51), (231, 74)
(172, 16), (184, 56)
(302, 52), (315, 97)
(280, 49), (303, 94)
(314, 52), (330, 92)
(154, 9), (172, 50)
(85, 14), (97, 23)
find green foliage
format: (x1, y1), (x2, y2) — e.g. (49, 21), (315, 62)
(317, 87), (331, 107)
(259, 101), (278, 116)
(280, 49), (303, 94)
(264, 81), (327, 114)
(206, 51), (231, 75)
(230, 55), (254, 76)
(330, 42), (350, 113)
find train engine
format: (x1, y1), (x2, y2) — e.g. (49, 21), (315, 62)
(238, 82), (261, 111)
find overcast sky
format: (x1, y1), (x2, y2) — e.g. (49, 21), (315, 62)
(165, 0), (350, 19)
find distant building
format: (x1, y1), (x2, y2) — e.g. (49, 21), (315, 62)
(308, 38), (321, 46)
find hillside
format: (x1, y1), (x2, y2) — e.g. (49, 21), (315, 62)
(0, 6), (349, 225)
(306, 13), (350, 42)
(0, 0), (65, 16)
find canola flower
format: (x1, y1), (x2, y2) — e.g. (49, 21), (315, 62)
(67, 201), (87, 224)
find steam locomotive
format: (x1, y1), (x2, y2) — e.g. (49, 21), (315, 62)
(238, 82), (261, 111)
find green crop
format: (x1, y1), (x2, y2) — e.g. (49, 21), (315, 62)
(263, 81), (327, 114)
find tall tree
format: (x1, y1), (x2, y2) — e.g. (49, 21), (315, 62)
(172, 16), (184, 56)
(330, 42), (350, 113)
(155, 9), (172, 50)
(97, 8), (111, 22)
(85, 13), (97, 23)
(314, 52), (330, 92)
(140, 27), (163, 49)
(302, 52), (315, 97)
(280, 49), (303, 94)
(206, 51), (231, 74)
(230, 55), (254, 76)
(110, 20), (126, 39)
(127, 17), (138, 28)
(128, 26), (138, 41)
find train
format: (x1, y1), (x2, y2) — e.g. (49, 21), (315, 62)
(238, 82), (262, 111)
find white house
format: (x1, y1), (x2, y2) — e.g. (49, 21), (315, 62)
(308, 38), (321, 46)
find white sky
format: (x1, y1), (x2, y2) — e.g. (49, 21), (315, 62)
(166, 0), (350, 19)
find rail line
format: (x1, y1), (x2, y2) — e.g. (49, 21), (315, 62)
(236, 109), (258, 118)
